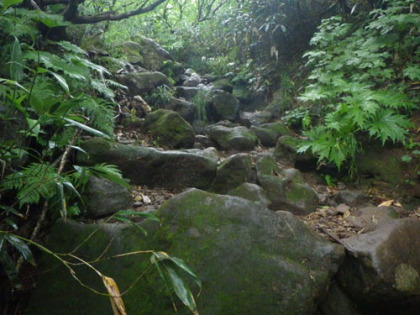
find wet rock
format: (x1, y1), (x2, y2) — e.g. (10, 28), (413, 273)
(339, 218), (420, 314)
(27, 190), (344, 314)
(83, 176), (131, 218)
(212, 153), (254, 193)
(117, 71), (172, 96)
(207, 125), (258, 151)
(143, 109), (195, 149)
(227, 183), (271, 208)
(256, 154), (319, 215)
(78, 138), (217, 189)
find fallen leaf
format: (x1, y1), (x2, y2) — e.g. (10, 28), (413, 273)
(102, 276), (126, 315)
(142, 194), (151, 205)
(378, 199), (394, 207)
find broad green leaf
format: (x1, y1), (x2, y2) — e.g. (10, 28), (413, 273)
(113, 216), (148, 235)
(49, 71), (70, 95)
(2, 0), (23, 10)
(0, 78), (28, 92)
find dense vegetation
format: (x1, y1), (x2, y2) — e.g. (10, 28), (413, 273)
(0, 0), (419, 313)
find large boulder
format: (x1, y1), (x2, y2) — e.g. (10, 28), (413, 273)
(28, 189), (344, 315)
(207, 125), (258, 151)
(175, 86), (201, 101)
(117, 71), (172, 96)
(205, 89), (240, 122)
(212, 153), (254, 193)
(118, 37), (172, 71)
(163, 97), (197, 123)
(256, 154), (319, 215)
(338, 218), (420, 314)
(83, 176), (132, 218)
(78, 138), (217, 189)
(143, 109), (195, 149)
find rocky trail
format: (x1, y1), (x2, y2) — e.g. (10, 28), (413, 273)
(25, 37), (420, 315)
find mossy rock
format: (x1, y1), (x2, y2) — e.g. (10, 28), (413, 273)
(117, 71), (172, 96)
(207, 125), (258, 151)
(251, 122), (291, 147)
(143, 109), (195, 149)
(227, 183), (271, 208)
(28, 190), (344, 314)
(78, 138), (216, 189)
(212, 78), (233, 93)
(205, 89), (239, 122)
(255, 154), (319, 214)
(211, 153), (254, 193)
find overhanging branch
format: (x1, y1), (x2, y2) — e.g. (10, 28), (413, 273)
(63, 0), (167, 24)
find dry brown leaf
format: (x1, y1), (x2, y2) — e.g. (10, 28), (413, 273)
(342, 210), (351, 219)
(372, 215), (378, 225)
(378, 199), (394, 207)
(102, 276), (127, 315)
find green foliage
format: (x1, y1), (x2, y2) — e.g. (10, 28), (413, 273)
(191, 89), (209, 121)
(145, 85), (174, 109)
(298, 0), (420, 172)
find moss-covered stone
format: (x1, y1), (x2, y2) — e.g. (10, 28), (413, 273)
(227, 183), (271, 208)
(251, 122), (291, 147)
(255, 154), (319, 214)
(211, 153), (254, 193)
(205, 89), (239, 122)
(78, 138), (216, 189)
(28, 190), (344, 314)
(143, 109), (195, 149)
(117, 71), (172, 96)
(207, 125), (258, 151)
(212, 78), (233, 93)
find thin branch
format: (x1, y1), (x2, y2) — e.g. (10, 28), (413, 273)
(64, 0), (167, 24)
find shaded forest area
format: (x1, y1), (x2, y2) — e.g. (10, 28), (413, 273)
(0, 0), (419, 314)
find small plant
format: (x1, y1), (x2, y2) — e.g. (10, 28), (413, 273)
(192, 89), (209, 121)
(145, 85), (174, 109)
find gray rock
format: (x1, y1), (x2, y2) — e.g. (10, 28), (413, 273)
(207, 125), (258, 151)
(206, 89), (240, 122)
(274, 135), (299, 162)
(143, 109), (195, 149)
(339, 218), (420, 313)
(334, 189), (370, 207)
(164, 97), (197, 123)
(118, 37), (172, 71)
(78, 138), (217, 189)
(83, 176), (131, 218)
(256, 154), (319, 214)
(346, 206), (399, 232)
(183, 72), (201, 87)
(316, 281), (362, 315)
(227, 183), (271, 208)
(239, 110), (272, 126)
(250, 122), (291, 147)
(28, 190), (344, 314)
(175, 86), (201, 101)
(194, 135), (215, 148)
(117, 71), (172, 96)
(212, 153), (254, 193)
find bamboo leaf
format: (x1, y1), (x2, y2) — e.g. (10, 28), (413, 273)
(64, 118), (110, 139)
(102, 276), (127, 315)
(6, 235), (35, 265)
(49, 71), (70, 95)
(10, 37), (23, 82)
(2, 0), (23, 10)
(114, 210), (159, 222)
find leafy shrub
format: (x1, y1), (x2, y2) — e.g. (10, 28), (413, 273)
(297, 0), (420, 174)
